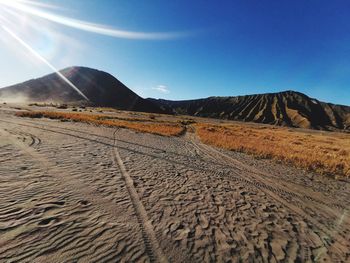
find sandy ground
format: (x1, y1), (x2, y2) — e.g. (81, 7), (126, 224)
(0, 107), (349, 262)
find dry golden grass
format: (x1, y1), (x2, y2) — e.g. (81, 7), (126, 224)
(16, 111), (185, 137)
(195, 123), (350, 178)
(16, 110), (350, 177)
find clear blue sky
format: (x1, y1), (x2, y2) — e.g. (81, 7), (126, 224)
(0, 0), (349, 105)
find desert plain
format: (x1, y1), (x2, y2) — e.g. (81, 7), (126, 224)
(0, 104), (349, 262)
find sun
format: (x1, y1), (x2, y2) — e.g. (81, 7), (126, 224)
(0, 0), (90, 100)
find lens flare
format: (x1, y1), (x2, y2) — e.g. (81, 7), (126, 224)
(1, 25), (89, 101)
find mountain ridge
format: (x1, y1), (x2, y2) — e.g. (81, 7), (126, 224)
(149, 90), (350, 130)
(1, 67), (349, 130)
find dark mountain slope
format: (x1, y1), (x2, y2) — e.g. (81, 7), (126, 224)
(150, 91), (350, 130)
(0, 67), (165, 113)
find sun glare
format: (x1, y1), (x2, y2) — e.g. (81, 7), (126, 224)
(0, 0), (187, 101)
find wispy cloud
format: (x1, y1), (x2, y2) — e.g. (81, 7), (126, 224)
(152, 85), (170, 94)
(0, 0), (190, 40)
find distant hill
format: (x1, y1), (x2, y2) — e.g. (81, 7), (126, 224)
(149, 91), (350, 130)
(0, 66), (166, 113)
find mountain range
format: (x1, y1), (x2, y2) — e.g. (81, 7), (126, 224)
(151, 91), (350, 130)
(1, 66), (349, 130)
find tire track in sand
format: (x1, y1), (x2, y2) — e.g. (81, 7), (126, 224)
(187, 131), (350, 258)
(113, 129), (168, 263)
(0, 127), (142, 227)
(4, 118), (168, 262)
(4, 129), (42, 147)
(0, 126), (152, 262)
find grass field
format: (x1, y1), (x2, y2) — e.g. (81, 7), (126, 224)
(15, 111), (185, 136)
(16, 109), (350, 178)
(195, 123), (350, 178)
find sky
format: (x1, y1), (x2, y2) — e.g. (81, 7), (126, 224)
(0, 0), (349, 105)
